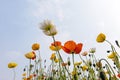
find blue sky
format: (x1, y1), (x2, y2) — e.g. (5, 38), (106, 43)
(1, 0), (120, 79)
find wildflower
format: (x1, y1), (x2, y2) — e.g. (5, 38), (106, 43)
(104, 71), (109, 74)
(49, 41), (61, 51)
(40, 20), (57, 36)
(74, 61), (82, 66)
(81, 65), (88, 71)
(50, 53), (56, 60)
(29, 75), (33, 79)
(71, 69), (77, 76)
(27, 78), (31, 80)
(62, 40), (83, 54)
(81, 51), (88, 56)
(107, 52), (116, 59)
(96, 62), (102, 68)
(32, 43), (40, 50)
(54, 58), (59, 63)
(89, 48), (96, 53)
(8, 62), (18, 68)
(96, 33), (106, 43)
(25, 51), (36, 59)
(22, 77), (27, 80)
(61, 62), (68, 66)
(22, 73), (26, 76)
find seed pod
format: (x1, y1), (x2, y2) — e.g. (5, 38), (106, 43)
(100, 71), (106, 80)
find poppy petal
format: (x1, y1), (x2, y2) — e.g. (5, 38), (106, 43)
(62, 46), (71, 54)
(74, 43), (83, 54)
(64, 40), (76, 52)
(51, 41), (61, 46)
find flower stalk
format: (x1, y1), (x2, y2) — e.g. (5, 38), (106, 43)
(52, 35), (72, 80)
(99, 58), (117, 79)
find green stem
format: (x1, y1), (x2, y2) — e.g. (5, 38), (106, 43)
(13, 68), (16, 80)
(34, 60), (37, 79)
(51, 60), (54, 78)
(72, 53), (75, 68)
(38, 50), (42, 69)
(72, 53), (76, 80)
(25, 65), (29, 78)
(52, 35), (72, 80)
(29, 59), (31, 77)
(105, 40), (120, 58)
(79, 54), (87, 65)
(105, 64), (112, 79)
(105, 40), (120, 72)
(99, 58), (116, 78)
(79, 54), (96, 80)
(38, 50), (43, 77)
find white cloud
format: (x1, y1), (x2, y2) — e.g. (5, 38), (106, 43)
(27, 0), (66, 21)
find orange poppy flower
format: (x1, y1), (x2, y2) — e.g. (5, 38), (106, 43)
(62, 40), (83, 54)
(51, 41), (61, 46)
(32, 43), (40, 50)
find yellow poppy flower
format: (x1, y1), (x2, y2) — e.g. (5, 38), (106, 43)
(50, 53), (56, 60)
(81, 65), (88, 71)
(96, 33), (106, 43)
(22, 77), (27, 80)
(107, 52), (116, 59)
(25, 52), (35, 59)
(8, 62), (17, 68)
(22, 73), (26, 76)
(71, 70), (77, 76)
(50, 46), (61, 51)
(74, 61), (82, 66)
(32, 43), (40, 50)
(71, 68), (77, 76)
(54, 58), (59, 63)
(105, 71), (109, 74)
(50, 41), (61, 51)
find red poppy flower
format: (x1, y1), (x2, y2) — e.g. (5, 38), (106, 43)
(62, 40), (83, 54)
